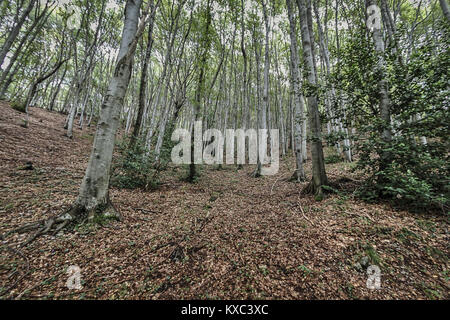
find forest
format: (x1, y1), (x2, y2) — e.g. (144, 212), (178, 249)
(0, 0), (448, 301)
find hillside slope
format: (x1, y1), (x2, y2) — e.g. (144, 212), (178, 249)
(0, 102), (448, 300)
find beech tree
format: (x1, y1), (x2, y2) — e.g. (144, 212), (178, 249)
(9, 0), (148, 237)
(296, 0), (328, 197)
(286, 0), (306, 181)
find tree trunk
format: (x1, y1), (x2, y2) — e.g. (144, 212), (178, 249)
(70, 0), (143, 220)
(144, 1), (184, 154)
(314, 1), (352, 162)
(189, 0), (212, 182)
(24, 59), (68, 127)
(367, 0), (393, 170)
(130, 0), (158, 147)
(0, 0), (36, 68)
(0, 2), (52, 97)
(287, 0), (306, 181)
(66, 1), (106, 138)
(296, 0), (328, 197)
(49, 65), (68, 111)
(254, 0), (270, 177)
(440, 0), (450, 21)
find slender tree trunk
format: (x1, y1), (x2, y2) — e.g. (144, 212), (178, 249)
(189, 0), (212, 182)
(287, 0), (306, 181)
(241, 0), (249, 133)
(0, 0), (36, 68)
(439, 0), (450, 21)
(70, 0), (144, 220)
(130, 0), (158, 147)
(296, 0), (328, 197)
(144, 1), (185, 153)
(367, 0), (393, 171)
(314, 1), (352, 162)
(24, 59), (68, 127)
(254, 0), (270, 177)
(0, 2), (52, 96)
(66, 1), (106, 138)
(49, 65), (68, 111)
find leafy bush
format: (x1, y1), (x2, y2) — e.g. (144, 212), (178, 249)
(333, 22), (449, 211)
(111, 122), (178, 190)
(110, 138), (156, 190)
(11, 101), (26, 113)
(325, 153), (344, 164)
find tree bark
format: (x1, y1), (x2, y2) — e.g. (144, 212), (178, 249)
(296, 0), (328, 197)
(71, 0), (143, 220)
(254, 0), (270, 177)
(66, 1), (106, 138)
(440, 0), (450, 21)
(366, 0), (393, 170)
(24, 59), (68, 127)
(286, 0), (306, 181)
(130, 0), (158, 147)
(0, 2), (52, 98)
(0, 0), (36, 68)
(189, 0), (212, 182)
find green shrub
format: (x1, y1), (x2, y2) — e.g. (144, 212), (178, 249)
(334, 21), (449, 211)
(325, 153), (344, 164)
(111, 123), (177, 190)
(111, 138), (158, 190)
(11, 101), (26, 113)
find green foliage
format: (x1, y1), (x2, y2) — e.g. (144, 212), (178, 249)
(297, 265), (312, 277)
(325, 153), (344, 164)
(333, 22), (450, 211)
(325, 130), (348, 149)
(11, 101), (26, 113)
(110, 139), (157, 190)
(111, 122), (177, 190)
(362, 242), (381, 266)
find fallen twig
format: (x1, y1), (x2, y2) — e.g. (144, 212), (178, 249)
(297, 200), (315, 226)
(0, 244), (31, 298)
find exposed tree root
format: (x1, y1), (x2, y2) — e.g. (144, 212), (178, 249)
(271, 174), (292, 195)
(250, 166), (262, 178)
(290, 170), (307, 182)
(1, 200), (121, 248)
(302, 181), (325, 200)
(296, 197), (315, 226)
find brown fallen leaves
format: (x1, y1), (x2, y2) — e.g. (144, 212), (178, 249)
(0, 101), (448, 300)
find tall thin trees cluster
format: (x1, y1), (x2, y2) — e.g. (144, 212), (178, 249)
(0, 0), (448, 224)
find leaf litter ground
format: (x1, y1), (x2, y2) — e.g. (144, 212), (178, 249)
(0, 102), (448, 299)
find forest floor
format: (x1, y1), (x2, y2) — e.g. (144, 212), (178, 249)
(0, 101), (448, 300)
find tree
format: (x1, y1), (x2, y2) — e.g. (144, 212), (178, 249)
(253, 0), (270, 178)
(440, 0), (450, 21)
(286, 0), (306, 181)
(188, 0), (213, 182)
(130, 0), (159, 148)
(68, 0), (148, 222)
(296, 0), (328, 197)
(366, 0), (393, 172)
(0, 0), (37, 68)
